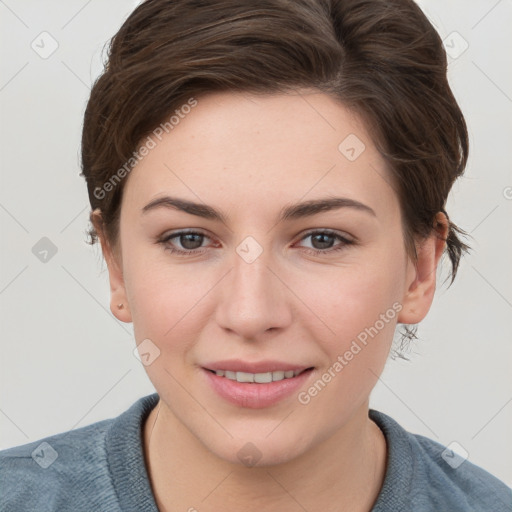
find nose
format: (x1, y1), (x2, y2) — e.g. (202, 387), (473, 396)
(215, 245), (292, 340)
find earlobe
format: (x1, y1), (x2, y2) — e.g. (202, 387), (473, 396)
(91, 209), (132, 324)
(110, 301), (132, 324)
(397, 212), (449, 325)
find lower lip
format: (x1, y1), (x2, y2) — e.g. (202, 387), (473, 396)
(202, 368), (314, 409)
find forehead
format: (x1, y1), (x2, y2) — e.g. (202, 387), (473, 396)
(122, 90), (398, 223)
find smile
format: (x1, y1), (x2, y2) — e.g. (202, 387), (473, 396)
(202, 365), (315, 408)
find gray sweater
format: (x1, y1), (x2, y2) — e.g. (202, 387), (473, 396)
(1, 392), (511, 511)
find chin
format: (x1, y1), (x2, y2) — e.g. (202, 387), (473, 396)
(201, 430), (309, 469)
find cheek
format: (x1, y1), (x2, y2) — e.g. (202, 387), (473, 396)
(124, 258), (231, 386)
(299, 251), (405, 340)
(296, 264), (402, 421)
(291, 250), (405, 408)
(123, 249), (204, 345)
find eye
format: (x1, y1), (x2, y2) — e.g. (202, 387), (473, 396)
(296, 229), (354, 256)
(158, 228), (354, 257)
(158, 229), (212, 256)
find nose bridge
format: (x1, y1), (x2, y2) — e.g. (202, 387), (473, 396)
(232, 244), (274, 298)
(216, 236), (291, 337)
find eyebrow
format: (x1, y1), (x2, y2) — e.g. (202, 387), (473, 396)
(141, 195), (376, 223)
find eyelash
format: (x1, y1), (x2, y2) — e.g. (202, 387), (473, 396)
(157, 229), (354, 257)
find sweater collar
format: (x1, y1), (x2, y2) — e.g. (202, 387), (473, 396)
(105, 392), (412, 511)
(369, 409), (412, 511)
(105, 392), (160, 512)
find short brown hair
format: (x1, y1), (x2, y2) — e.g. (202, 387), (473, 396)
(81, 0), (470, 294)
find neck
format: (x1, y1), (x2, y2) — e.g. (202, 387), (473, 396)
(143, 400), (387, 512)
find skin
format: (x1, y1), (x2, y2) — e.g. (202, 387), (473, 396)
(93, 90), (447, 511)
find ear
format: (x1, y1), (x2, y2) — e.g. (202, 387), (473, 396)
(91, 209), (132, 323)
(397, 212), (448, 324)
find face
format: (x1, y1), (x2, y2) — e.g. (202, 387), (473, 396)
(101, 90), (441, 466)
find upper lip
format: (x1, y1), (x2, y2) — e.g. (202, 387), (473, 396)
(203, 359), (313, 374)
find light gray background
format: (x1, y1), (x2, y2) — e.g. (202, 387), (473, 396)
(1, 0), (511, 488)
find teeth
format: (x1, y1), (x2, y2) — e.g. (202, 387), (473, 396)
(254, 372), (272, 383)
(236, 371), (255, 383)
(213, 369), (305, 383)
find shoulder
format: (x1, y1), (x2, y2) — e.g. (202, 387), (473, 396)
(370, 409), (512, 512)
(410, 432), (512, 511)
(0, 417), (119, 512)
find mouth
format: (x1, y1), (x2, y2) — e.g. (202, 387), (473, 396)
(201, 362), (315, 408)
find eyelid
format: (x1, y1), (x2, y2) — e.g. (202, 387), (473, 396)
(159, 228), (353, 245)
(159, 227), (210, 239)
(297, 228), (354, 242)
(158, 228), (213, 245)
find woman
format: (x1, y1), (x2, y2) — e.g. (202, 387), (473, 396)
(1, 0), (511, 510)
